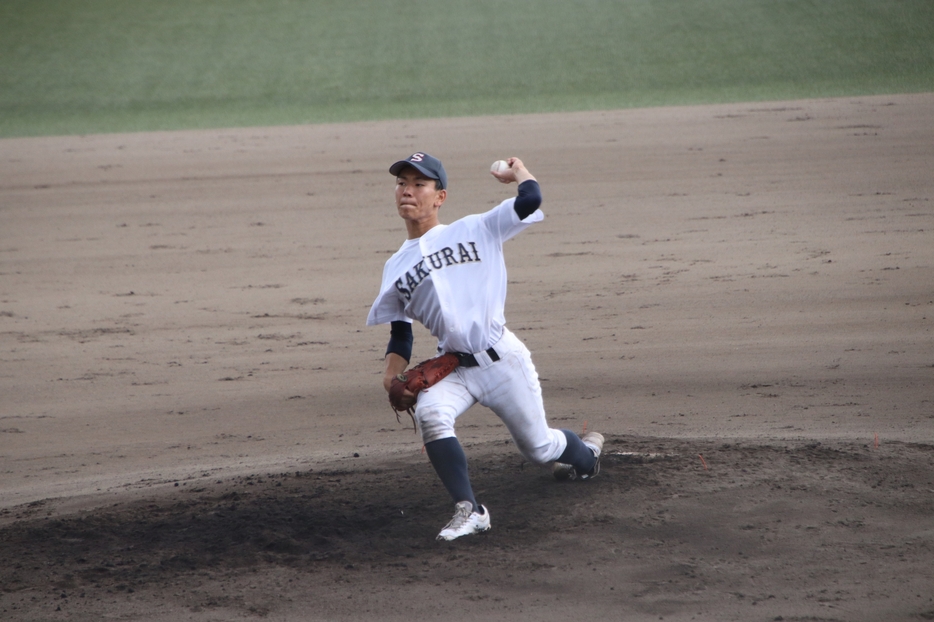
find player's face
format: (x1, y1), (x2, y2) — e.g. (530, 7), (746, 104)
(395, 168), (446, 225)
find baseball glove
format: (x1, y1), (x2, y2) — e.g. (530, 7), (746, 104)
(388, 353), (460, 431)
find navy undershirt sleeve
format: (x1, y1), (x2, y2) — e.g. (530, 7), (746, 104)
(513, 180), (542, 220)
(386, 320), (413, 362)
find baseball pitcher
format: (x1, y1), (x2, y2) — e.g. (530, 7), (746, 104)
(367, 152), (603, 541)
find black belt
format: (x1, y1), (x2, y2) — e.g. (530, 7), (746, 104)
(452, 347), (500, 368)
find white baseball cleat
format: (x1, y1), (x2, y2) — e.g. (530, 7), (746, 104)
(553, 431), (604, 481)
(436, 501), (491, 541)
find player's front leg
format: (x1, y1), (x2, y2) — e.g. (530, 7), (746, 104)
(413, 375), (488, 540)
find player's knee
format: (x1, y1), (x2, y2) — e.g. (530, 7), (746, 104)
(416, 406), (456, 444)
(511, 428), (565, 465)
(518, 440), (560, 466)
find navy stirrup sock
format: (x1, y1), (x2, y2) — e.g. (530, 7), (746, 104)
(425, 437), (481, 513)
(557, 429), (598, 474)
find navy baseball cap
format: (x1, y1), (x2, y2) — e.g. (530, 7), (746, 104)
(389, 152), (447, 189)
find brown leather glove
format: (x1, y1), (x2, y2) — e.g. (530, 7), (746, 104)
(388, 353), (460, 431)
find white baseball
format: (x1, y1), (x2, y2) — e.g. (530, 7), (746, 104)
(491, 160), (510, 175)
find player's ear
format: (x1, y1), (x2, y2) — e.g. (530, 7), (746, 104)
(434, 189), (447, 208)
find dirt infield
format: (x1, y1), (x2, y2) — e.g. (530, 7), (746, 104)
(2, 94), (933, 621)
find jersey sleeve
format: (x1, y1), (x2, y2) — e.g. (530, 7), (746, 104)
(480, 193), (544, 242)
(366, 254), (413, 326)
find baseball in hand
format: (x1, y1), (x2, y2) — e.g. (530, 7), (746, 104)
(491, 160), (510, 175)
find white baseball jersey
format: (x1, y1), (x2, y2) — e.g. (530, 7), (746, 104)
(367, 197), (544, 355)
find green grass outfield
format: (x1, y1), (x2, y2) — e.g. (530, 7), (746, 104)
(2, 0), (933, 137)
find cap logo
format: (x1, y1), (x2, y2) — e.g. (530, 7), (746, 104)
(409, 153), (425, 162)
